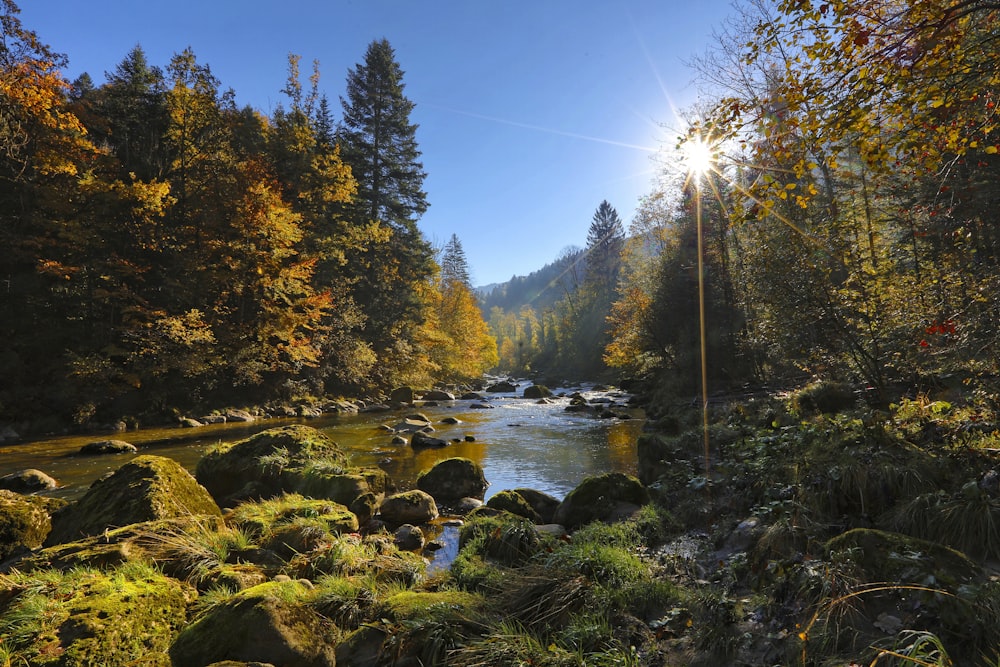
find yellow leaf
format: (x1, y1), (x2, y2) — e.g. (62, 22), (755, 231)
(986, 146), (998, 154)
(930, 99), (944, 108)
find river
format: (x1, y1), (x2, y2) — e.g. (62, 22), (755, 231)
(0, 384), (644, 505)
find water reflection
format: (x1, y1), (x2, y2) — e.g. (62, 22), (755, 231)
(0, 389), (643, 504)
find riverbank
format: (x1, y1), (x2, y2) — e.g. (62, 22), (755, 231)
(1, 379), (998, 665)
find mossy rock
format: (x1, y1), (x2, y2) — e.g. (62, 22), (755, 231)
(12, 515), (225, 574)
(552, 472), (650, 530)
(416, 457), (488, 501)
(486, 490), (541, 523)
(825, 528), (982, 585)
(45, 455), (221, 546)
(169, 580), (336, 667)
(0, 562), (195, 666)
(0, 490), (66, 560)
(636, 433), (683, 486)
(196, 425), (349, 506)
(512, 487), (561, 524)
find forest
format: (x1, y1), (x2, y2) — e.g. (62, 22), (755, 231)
(5, 0), (1000, 427)
(0, 1), (497, 429)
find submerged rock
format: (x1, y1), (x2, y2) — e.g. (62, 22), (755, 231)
(410, 432), (449, 448)
(0, 468), (58, 493)
(46, 455), (221, 546)
(79, 439), (137, 455)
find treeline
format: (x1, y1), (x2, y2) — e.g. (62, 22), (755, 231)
(0, 1), (496, 426)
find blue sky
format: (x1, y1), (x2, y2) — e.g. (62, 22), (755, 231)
(20, 1), (734, 286)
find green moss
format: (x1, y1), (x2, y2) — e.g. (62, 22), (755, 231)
(825, 528), (981, 584)
(0, 562), (195, 666)
(228, 493), (358, 541)
(383, 589), (489, 622)
(45, 455), (221, 546)
(196, 425), (350, 503)
(486, 490), (540, 523)
(0, 491), (66, 559)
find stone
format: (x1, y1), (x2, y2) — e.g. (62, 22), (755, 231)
(46, 455), (222, 546)
(416, 457), (489, 501)
(486, 490), (540, 523)
(393, 418), (431, 433)
(511, 487), (561, 524)
(379, 490), (439, 525)
(0, 490), (66, 559)
(552, 472), (650, 530)
(0, 468), (58, 493)
(470, 402), (495, 409)
(225, 409), (256, 422)
(180, 417), (205, 428)
(393, 523), (425, 551)
(410, 432), (449, 448)
(79, 439), (137, 455)
(460, 392), (485, 400)
(422, 389), (456, 401)
(201, 414), (228, 424)
(390, 386), (415, 403)
(522, 384), (553, 399)
(169, 581), (336, 667)
(486, 380), (517, 393)
(196, 425), (349, 506)
(0, 425), (20, 444)
(440, 416), (462, 424)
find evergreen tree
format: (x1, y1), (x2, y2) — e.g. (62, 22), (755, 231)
(585, 200), (625, 288)
(337, 38), (435, 384)
(440, 233), (472, 288)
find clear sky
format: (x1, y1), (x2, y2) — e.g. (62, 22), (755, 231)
(19, 1), (733, 287)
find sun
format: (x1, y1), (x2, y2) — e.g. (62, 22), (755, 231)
(681, 136), (715, 179)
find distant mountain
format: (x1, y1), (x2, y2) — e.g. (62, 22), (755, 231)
(477, 248), (587, 315)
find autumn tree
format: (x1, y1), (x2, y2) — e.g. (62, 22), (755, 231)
(432, 234), (498, 381)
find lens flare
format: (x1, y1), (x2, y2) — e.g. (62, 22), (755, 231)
(681, 136), (715, 178)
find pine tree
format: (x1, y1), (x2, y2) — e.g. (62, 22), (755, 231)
(337, 39), (435, 384)
(585, 200), (625, 289)
(440, 233), (472, 288)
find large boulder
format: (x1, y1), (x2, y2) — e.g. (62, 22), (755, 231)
(390, 386), (415, 403)
(552, 472), (650, 530)
(379, 490), (439, 525)
(416, 457), (488, 501)
(195, 425), (350, 506)
(1, 563), (194, 666)
(0, 468), (58, 493)
(422, 389), (455, 401)
(522, 384), (553, 399)
(46, 455), (221, 546)
(486, 380), (517, 393)
(0, 490), (66, 559)
(636, 433), (681, 486)
(169, 581), (336, 667)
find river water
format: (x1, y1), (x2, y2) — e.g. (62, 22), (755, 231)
(0, 384), (643, 505)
